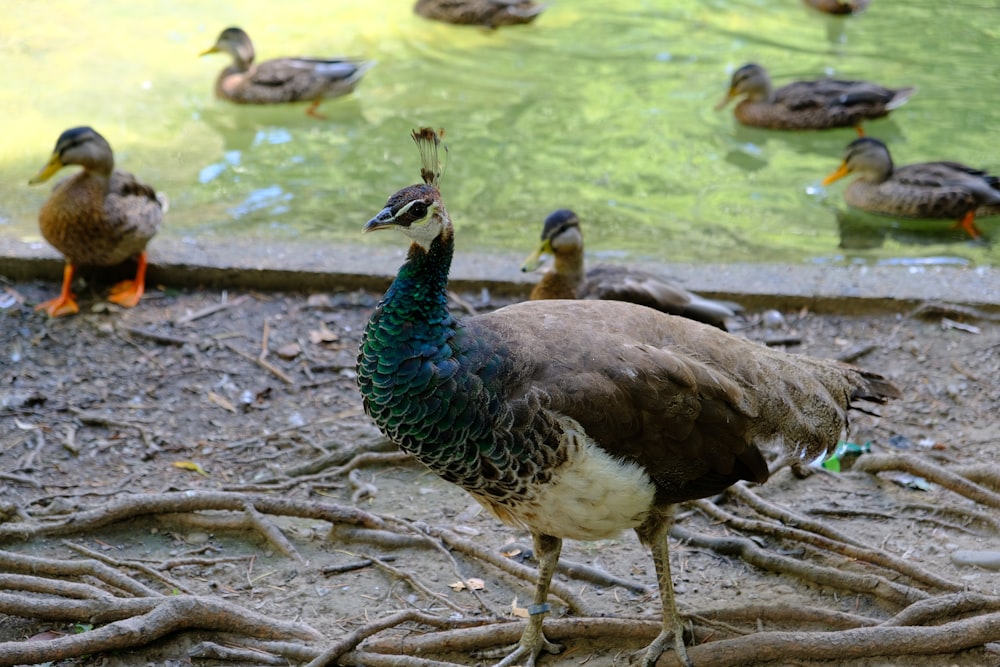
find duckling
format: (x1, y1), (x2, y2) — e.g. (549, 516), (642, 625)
(28, 127), (163, 317)
(715, 63), (914, 133)
(414, 0), (545, 27)
(823, 137), (1000, 240)
(522, 209), (742, 330)
(358, 128), (899, 667)
(199, 27), (375, 118)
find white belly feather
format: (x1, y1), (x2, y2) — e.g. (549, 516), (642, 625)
(476, 421), (656, 541)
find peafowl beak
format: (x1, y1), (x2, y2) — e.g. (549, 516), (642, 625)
(520, 239), (551, 272)
(29, 154), (64, 185)
(821, 162), (851, 186)
(363, 207), (397, 233)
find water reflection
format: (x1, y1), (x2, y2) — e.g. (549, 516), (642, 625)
(0, 0), (997, 268)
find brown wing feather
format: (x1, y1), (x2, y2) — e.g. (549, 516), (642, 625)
(474, 299), (897, 503)
(849, 162), (1000, 219)
(742, 80), (913, 129)
(220, 58), (370, 104)
(39, 170), (161, 267)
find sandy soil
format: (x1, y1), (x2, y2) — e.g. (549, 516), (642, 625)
(1, 275), (998, 667)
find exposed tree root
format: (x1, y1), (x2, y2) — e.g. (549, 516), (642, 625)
(692, 498), (961, 592)
(0, 490), (388, 541)
(852, 453), (1000, 508)
(0, 451), (997, 667)
(670, 525), (928, 606)
(0, 594), (321, 667)
(651, 610), (1000, 667)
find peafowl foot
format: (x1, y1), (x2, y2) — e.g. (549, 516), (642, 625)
(475, 629), (563, 667)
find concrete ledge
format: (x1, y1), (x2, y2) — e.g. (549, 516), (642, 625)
(3, 236), (998, 315)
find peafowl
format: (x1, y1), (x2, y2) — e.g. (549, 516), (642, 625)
(357, 128), (900, 667)
(522, 208), (743, 330)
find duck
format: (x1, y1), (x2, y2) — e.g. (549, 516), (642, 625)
(199, 27), (375, 118)
(803, 0), (871, 14)
(521, 209), (742, 330)
(357, 128), (900, 667)
(714, 63), (914, 133)
(28, 127), (163, 317)
(414, 0), (545, 27)
(823, 137), (1000, 240)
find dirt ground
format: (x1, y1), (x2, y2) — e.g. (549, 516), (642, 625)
(1, 274), (999, 667)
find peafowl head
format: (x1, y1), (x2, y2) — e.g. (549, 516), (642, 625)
(364, 128), (451, 251)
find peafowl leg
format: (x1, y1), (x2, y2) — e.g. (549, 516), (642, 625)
(636, 511), (693, 667)
(35, 263), (79, 317)
(483, 533), (564, 667)
(952, 211), (983, 240)
(107, 252), (149, 308)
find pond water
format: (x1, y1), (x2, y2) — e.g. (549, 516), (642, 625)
(2, 0), (998, 269)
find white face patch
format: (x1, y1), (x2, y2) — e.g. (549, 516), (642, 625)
(399, 202), (443, 250)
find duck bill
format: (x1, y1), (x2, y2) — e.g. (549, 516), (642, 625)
(199, 45), (220, 57)
(520, 241), (550, 272)
(821, 162), (851, 186)
(28, 154), (64, 185)
(363, 207), (397, 233)
(713, 88), (736, 111)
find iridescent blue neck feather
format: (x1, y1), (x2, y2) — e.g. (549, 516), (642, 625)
(358, 232), (543, 495)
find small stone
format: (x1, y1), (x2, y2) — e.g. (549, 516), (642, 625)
(761, 309), (785, 329)
(276, 342), (301, 359)
(950, 550), (1000, 570)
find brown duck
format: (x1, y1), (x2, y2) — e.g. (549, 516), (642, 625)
(358, 128), (900, 667)
(715, 63), (914, 133)
(414, 0), (545, 27)
(823, 137), (1000, 240)
(200, 27), (375, 118)
(28, 127), (163, 317)
(522, 209), (742, 330)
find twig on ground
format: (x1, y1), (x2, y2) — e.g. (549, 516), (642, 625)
(503, 541), (649, 595)
(120, 325), (195, 346)
(423, 525), (590, 615)
(346, 553), (466, 613)
(63, 541), (194, 595)
(225, 341), (295, 385)
(322, 555), (396, 576)
(852, 453), (1000, 508)
(0, 471), (41, 488)
(174, 294), (250, 325)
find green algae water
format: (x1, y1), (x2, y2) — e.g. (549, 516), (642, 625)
(1, 0), (998, 268)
